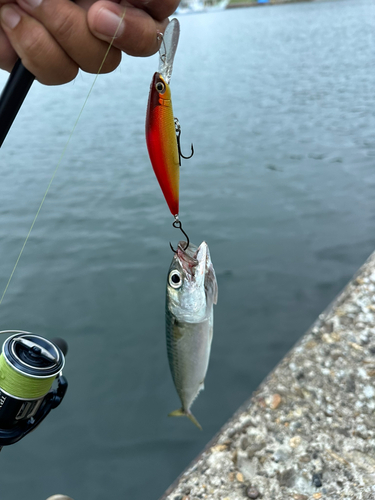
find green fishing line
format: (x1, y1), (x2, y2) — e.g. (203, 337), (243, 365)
(0, 354), (56, 399)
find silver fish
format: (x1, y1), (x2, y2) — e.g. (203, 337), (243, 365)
(166, 240), (218, 429)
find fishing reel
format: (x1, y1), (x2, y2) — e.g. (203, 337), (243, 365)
(0, 330), (68, 449)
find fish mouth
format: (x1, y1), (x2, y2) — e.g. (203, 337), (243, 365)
(176, 241), (208, 277)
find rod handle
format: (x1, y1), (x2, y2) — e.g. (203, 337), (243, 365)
(0, 60), (35, 148)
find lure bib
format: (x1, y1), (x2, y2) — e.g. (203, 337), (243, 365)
(146, 72), (179, 216)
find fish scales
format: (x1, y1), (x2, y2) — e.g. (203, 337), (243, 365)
(166, 241), (218, 429)
(166, 311), (212, 402)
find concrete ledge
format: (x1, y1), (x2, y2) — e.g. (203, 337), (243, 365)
(160, 252), (375, 499)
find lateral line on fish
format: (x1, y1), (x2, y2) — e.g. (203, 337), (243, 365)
(0, 13), (126, 311)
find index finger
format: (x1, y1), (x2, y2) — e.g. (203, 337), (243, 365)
(14, 0), (121, 73)
(126, 0), (180, 21)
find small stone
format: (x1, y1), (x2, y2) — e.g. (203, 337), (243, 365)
(306, 340), (317, 349)
(299, 454), (311, 463)
(296, 371), (305, 380)
(211, 444), (228, 453)
(247, 442), (265, 458)
(313, 494), (322, 499)
(322, 333), (335, 343)
(228, 472), (235, 481)
(278, 468), (295, 487)
(273, 449), (289, 463)
(289, 436), (301, 448)
(270, 393), (282, 409)
(173, 496), (183, 500)
(331, 332), (340, 342)
(363, 385), (375, 398)
(236, 472), (244, 482)
(241, 436), (249, 450)
(349, 342), (363, 351)
(246, 487), (260, 499)
(293, 495), (308, 500)
(312, 472), (323, 487)
(257, 398), (267, 408)
(346, 375), (356, 393)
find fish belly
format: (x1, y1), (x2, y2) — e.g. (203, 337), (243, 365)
(166, 310), (213, 411)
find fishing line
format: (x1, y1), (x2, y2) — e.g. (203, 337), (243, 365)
(0, 12), (126, 310)
(0, 353), (55, 399)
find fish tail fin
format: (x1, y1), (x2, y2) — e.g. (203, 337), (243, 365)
(168, 408), (202, 430)
(168, 408), (185, 418)
(187, 411), (203, 430)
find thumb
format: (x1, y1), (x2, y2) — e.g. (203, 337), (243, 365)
(87, 2), (168, 57)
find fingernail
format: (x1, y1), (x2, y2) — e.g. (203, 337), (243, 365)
(21, 0), (43, 9)
(1, 6), (21, 29)
(95, 8), (124, 38)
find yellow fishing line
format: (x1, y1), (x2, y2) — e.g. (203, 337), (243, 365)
(0, 13), (126, 310)
(0, 354), (55, 398)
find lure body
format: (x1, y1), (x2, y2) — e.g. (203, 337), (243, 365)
(146, 72), (179, 216)
(166, 241), (218, 429)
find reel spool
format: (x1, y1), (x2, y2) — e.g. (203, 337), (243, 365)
(0, 330), (68, 448)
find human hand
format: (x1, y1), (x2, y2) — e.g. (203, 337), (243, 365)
(0, 0), (179, 84)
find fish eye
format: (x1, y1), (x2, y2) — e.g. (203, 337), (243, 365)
(169, 270), (182, 289)
(155, 81), (165, 93)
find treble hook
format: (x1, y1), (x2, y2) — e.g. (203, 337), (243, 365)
(170, 218), (190, 253)
(175, 118), (194, 166)
(157, 32), (167, 64)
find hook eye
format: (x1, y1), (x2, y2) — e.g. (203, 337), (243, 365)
(170, 219), (189, 253)
(157, 32), (167, 63)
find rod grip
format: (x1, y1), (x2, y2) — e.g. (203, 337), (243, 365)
(0, 60), (35, 148)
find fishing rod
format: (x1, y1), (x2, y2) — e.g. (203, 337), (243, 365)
(0, 14), (130, 451)
(0, 63), (73, 451)
(0, 59), (34, 148)
(0, 18), (127, 449)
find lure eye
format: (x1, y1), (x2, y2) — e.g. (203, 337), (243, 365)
(155, 81), (165, 94)
(169, 270), (182, 289)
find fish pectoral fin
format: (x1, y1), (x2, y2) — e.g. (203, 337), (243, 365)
(168, 408), (203, 431)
